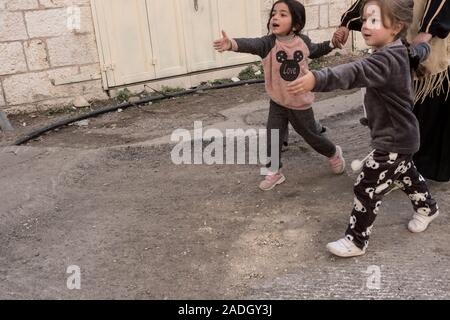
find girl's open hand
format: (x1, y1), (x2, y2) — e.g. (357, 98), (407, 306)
(287, 66), (316, 95)
(213, 30), (232, 52)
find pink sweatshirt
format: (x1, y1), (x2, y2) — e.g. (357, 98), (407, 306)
(231, 34), (333, 110)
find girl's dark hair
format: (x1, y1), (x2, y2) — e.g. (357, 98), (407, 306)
(360, 0), (414, 39)
(267, 0), (306, 35)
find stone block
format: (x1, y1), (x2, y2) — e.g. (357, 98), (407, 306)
(0, 42), (28, 75)
(47, 34), (99, 67)
(3, 71), (53, 105)
(38, 0), (91, 8)
(305, 6), (319, 30)
(303, 0), (331, 6)
(330, 1), (353, 26)
(6, 0), (39, 10)
(25, 7), (93, 38)
(307, 28), (335, 43)
(3, 69), (106, 106)
(24, 39), (50, 71)
(320, 5), (329, 28)
(0, 11), (28, 41)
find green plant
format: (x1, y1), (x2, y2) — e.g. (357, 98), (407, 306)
(161, 85), (184, 94)
(308, 57), (326, 71)
(208, 78), (234, 85)
(117, 88), (132, 102)
(238, 64), (264, 80)
(43, 106), (76, 117)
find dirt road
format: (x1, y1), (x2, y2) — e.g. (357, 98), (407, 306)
(1, 84), (448, 299)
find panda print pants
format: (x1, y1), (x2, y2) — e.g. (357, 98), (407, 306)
(347, 150), (439, 250)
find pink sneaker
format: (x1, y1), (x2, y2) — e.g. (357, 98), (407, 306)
(259, 171), (286, 191)
(329, 146), (346, 174)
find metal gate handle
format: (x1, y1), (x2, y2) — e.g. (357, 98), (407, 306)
(194, 0), (199, 11)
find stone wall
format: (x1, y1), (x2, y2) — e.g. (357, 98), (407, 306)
(0, 0), (107, 114)
(0, 0), (448, 114)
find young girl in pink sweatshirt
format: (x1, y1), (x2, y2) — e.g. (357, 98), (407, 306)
(213, 0), (345, 191)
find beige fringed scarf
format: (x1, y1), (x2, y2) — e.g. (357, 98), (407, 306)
(407, 0), (449, 103)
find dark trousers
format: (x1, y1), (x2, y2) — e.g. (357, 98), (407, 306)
(413, 68), (450, 182)
(266, 100), (336, 169)
(346, 150), (439, 249)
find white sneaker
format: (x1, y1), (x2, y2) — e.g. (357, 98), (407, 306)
(326, 237), (366, 257)
(408, 210), (439, 233)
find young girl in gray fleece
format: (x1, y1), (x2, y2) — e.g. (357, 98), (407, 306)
(288, 0), (440, 257)
(213, 0), (346, 192)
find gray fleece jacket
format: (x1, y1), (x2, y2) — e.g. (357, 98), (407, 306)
(312, 39), (431, 154)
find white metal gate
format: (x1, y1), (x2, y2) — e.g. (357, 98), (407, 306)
(91, 0), (262, 88)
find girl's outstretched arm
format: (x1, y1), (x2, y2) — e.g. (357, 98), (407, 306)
(213, 30), (275, 59)
(287, 42), (431, 95)
(287, 49), (393, 94)
(299, 34), (334, 59)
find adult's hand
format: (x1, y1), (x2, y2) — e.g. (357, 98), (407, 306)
(332, 26), (350, 49)
(412, 32), (432, 46)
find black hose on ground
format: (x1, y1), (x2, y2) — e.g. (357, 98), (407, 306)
(14, 79), (264, 146)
